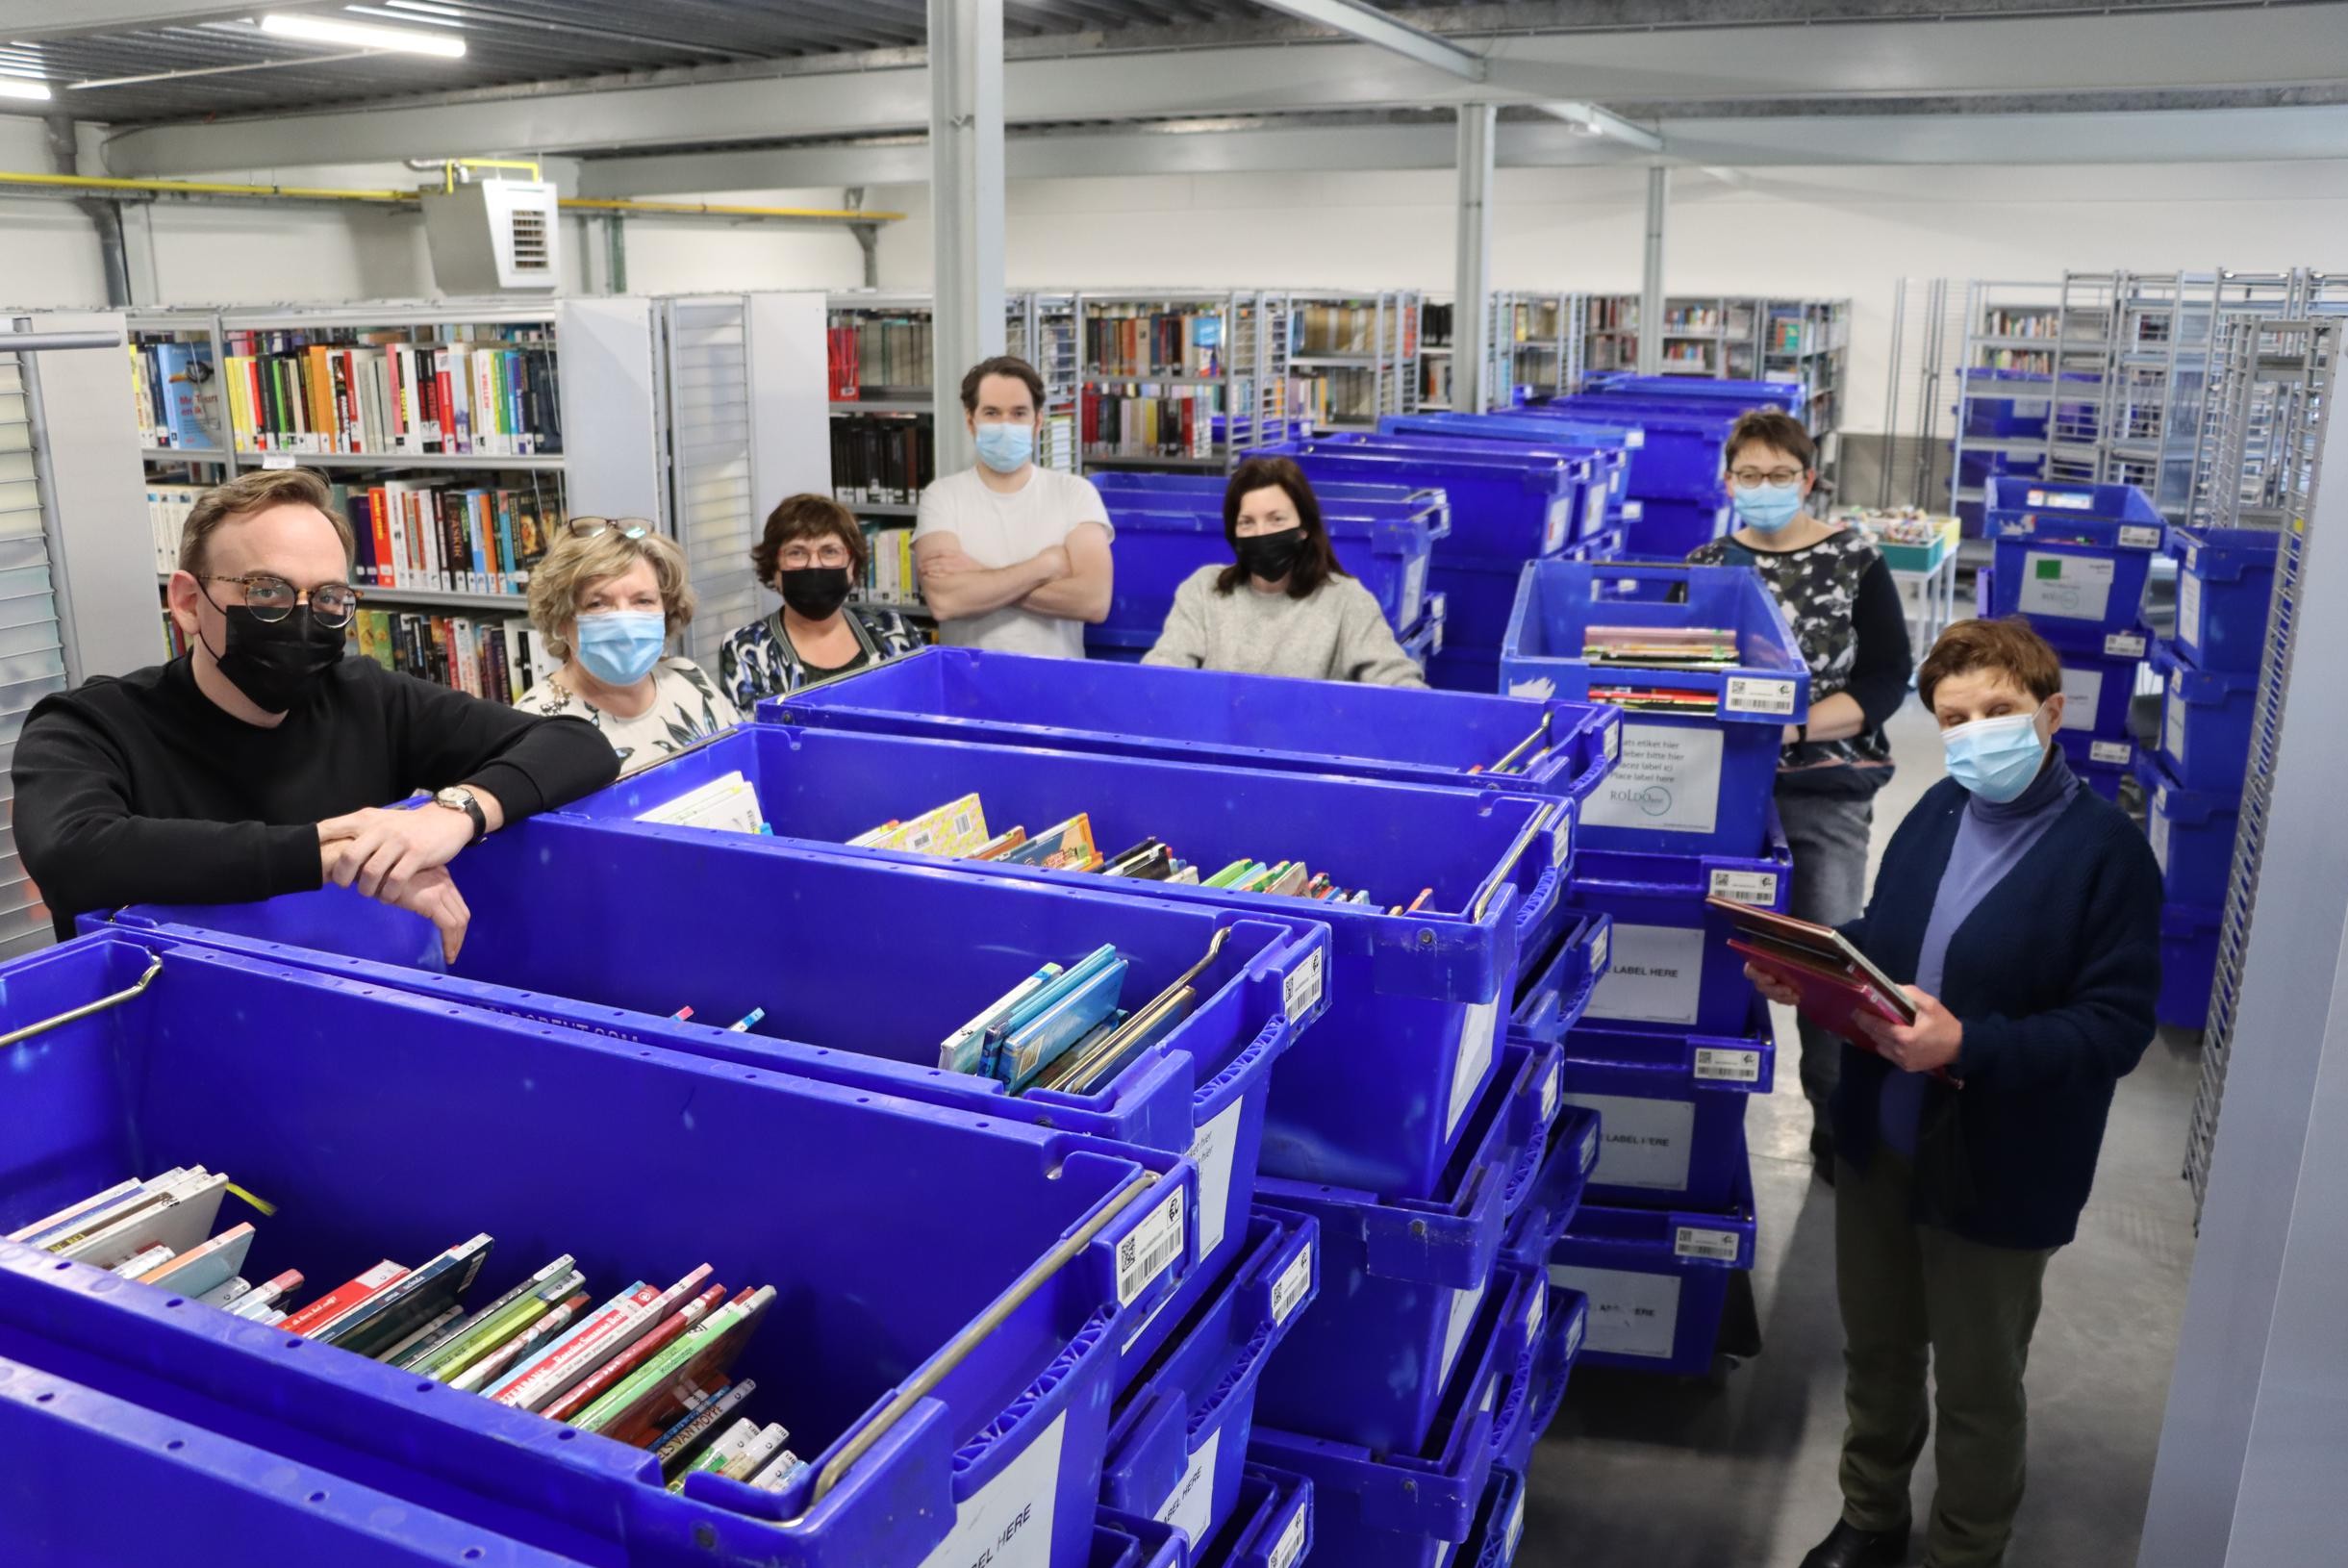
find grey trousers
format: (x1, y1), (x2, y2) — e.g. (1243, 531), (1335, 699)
(1774, 787), (1877, 1120)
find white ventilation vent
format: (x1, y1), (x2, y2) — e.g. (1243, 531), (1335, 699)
(423, 178), (562, 293)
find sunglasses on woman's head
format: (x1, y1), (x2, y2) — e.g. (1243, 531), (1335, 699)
(568, 517), (654, 541)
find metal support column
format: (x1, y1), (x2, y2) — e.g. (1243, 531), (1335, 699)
(114, 203), (160, 306)
(1637, 164), (1670, 377)
(1453, 104), (1496, 415)
(928, 0), (1006, 474)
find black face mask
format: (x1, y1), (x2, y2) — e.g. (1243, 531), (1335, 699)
(1235, 526), (1307, 583)
(778, 566), (853, 620)
(202, 603), (344, 714)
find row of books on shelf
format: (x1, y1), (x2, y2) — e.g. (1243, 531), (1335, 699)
(1422, 302), (1454, 346)
(354, 609), (555, 704)
(1981, 309), (2060, 338)
(826, 315), (931, 400)
(862, 527), (919, 602)
(1585, 297), (1638, 332)
(219, 326), (561, 457)
(9, 1166), (801, 1493)
(1297, 368), (1378, 427)
(129, 341), (217, 448)
(1978, 349), (2057, 373)
(831, 413), (934, 506)
(349, 479), (553, 595)
(1294, 304), (1384, 357)
(1081, 388), (1220, 459)
(1084, 310), (1224, 379)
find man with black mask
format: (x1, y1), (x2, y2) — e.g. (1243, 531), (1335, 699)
(13, 467), (617, 957)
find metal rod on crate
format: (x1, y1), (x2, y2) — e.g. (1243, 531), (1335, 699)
(1483, 716), (1551, 776)
(803, 1168), (1160, 1508)
(1471, 801), (1561, 924)
(0, 955), (163, 1050)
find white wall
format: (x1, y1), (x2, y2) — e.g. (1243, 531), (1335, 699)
(0, 115), (105, 310)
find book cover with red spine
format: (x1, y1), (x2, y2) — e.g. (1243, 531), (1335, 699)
(543, 1281), (726, 1425)
(280, 1260), (408, 1337)
(489, 1280), (664, 1410)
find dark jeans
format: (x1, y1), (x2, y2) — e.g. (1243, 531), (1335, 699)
(1835, 1150), (2055, 1568)
(1776, 787), (1877, 1123)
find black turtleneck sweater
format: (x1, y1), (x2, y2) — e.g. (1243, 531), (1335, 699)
(13, 654), (619, 939)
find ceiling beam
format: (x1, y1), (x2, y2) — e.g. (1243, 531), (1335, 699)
(0, 1), (275, 39)
(100, 5), (2348, 175)
(1250, 0), (1487, 83)
(1535, 101), (1663, 153)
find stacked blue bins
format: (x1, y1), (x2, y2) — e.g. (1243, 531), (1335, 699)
(1252, 431), (1615, 696)
(1983, 477), (2166, 801)
(1084, 470), (1450, 670)
(1581, 374), (1805, 415)
(2134, 525), (2280, 1029)
(0, 930), (1209, 1568)
(1502, 560), (1807, 1377)
(1530, 394), (1750, 560)
(1105, 1464), (1312, 1568)
(1951, 370), (2102, 536)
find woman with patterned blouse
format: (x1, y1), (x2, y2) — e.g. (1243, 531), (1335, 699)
(512, 518), (742, 778)
(1688, 410), (1912, 1180)
(717, 493), (926, 712)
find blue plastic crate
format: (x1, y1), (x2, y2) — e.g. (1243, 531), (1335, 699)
(1985, 478), (2165, 651)
(1426, 645), (1502, 695)
(1375, 413), (1636, 509)
(2152, 640), (2257, 793)
(1088, 1512), (1185, 1568)
(2056, 729), (2133, 803)
(1562, 522), (1628, 563)
(1561, 817), (1794, 1034)
(2168, 525), (2280, 674)
(1546, 1154), (1758, 1376)
(1622, 493), (1732, 559)
(2058, 644), (2149, 743)
(1180, 1464), (1312, 1568)
(1256, 435), (1600, 559)
(1250, 1263), (1538, 1568)
(1497, 1105), (1602, 1275)
(1492, 1283), (1590, 1475)
(1506, 912), (1610, 1045)
(2135, 749), (2242, 908)
(1086, 504), (1445, 648)
(1101, 1209), (1318, 1556)
(1401, 594), (1446, 671)
(1533, 397), (1743, 502)
(1553, 1012), (1773, 1210)
(1582, 374), (1805, 414)
(558, 725), (1567, 1201)
(1253, 1043), (1562, 1454)
(0, 933), (1203, 1568)
(1427, 553), (1532, 653)
(766, 646), (1622, 804)
(0, 1348), (588, 1568)
(1460, 1465), (1528, 1568)
(1501, 560), (1811, 857)
(2159, 902), (2221, 1030)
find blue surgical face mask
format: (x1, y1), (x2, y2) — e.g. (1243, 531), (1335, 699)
(1730, 480), (1804, 534)
(573, 608), (667, 687)
(1943, 708), (2049, 803)
(973, 421), (1035, 474)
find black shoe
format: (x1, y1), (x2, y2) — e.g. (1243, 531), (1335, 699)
(1798, 1518), (1910, 1568)
(1811, 1125), (1837, 1186)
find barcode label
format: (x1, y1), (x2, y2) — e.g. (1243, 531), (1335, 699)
(2119, 524), (2163, 550)
(1579, 1125), (1600, 1173)
(2030, 489), (2093, 510)
(1506, 1490), (1527, 1559)
(1116, 1188), (1186, 1307)
(1591, 924), (1610, 977)
(1674, 1226), (1742, 1262)
(1723, 676), (1797, 717)
(1272, 1241), (1313, 1326)
(1693, 1047), (1762, 1083)
(1269, 1501), (1308, 1568)
(1282, 945), (1325, 1023)
(1432, 612), (1445, 655)
(1603, 721), (1620, 761)
(1526, 1284), (1546, 1345)
(1565, 1308), (1584, 1361)
(1551, 808), (1573, 868)
(1624, 429), (1646, 447)
(2091, 740), (2132, 766)
(1708, 869), (1780, 906)
(2105, 631), (2148, 659)
(2184, 544), (2201, 570)
(1541, 1063), (1562, 1126)
(1623, 499), (1644, 520)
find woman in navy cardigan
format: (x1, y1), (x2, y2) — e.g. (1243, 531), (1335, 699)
(1757, 618), (2162, 1568)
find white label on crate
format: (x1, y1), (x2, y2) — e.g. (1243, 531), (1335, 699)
(1526, 1282), (1547, 1345)
(1580, 1123), (1602, 1174)
(2017, 550), (2116, 622)
(1282, 945), (1325, 1024)
(1545, 494), (1573, 553)
(1585, 483), (1609, 539)
(1581, 722), (1725, 837)
(1549, 1263), (1681, 1360)
(1432, 1543), (1458, 1568)
(1707, 869), (1780, 907)
(1590, 923), (1611, 980)
(1675, 1226), (1744, 1263)
(916, 1409), (1063, 1568)
(1440, 1278), (1489, 1387)
(2151, 807), (2173, 874)
(1433, 608), (1446, 655)
(1541, 1061), (1563, 1126)
(2028, 489), (2095, 511)
(1447, 1000), (1501, 1138)
(2091, 739), (2133, 767)
(2105, 630), (2149, 660)
(1566, 1092), (1696, 1190)
(1269, 1501), (1308, 1568)
(1117, 1187), (1186, 1308)
(1586, 923), (1704, 1027)
(1187, 1100), (1246, 1261)
(1403, 555), (1428, 632)
(1623, 498), (1645, 521)
(1693, 1047), (1764, 1084)
(1272, 1240), (1314, 1327)
(1551, 806), (1574, 868)
(1603, 721), (1621, 762)
(1507, 1488), (1527, 1559)
(1566, 1309), (1585, 1361)
(2166, 689), (2189, 771)
(2062, 667), (2105, 719)
(2119, 524), (2164, 550)
(2179, 569), (2205, 652)
(1623, 428), (1647, 448)
(1153, 1427), (1221, 1549)
(1723, 676), (1798, 717)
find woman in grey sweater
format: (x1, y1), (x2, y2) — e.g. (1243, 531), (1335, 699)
(1142, 456), (1427, 688)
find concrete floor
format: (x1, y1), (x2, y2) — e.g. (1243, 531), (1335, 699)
(1525, 700), (2201, 1568)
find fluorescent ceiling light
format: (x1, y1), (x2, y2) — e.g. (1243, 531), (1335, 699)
(0, 78), (51, 102)
(259, 12), (467, 58)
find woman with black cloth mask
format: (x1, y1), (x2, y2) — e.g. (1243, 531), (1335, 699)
(1143, 455), (1426, 687)
(719, 493), (927, 709)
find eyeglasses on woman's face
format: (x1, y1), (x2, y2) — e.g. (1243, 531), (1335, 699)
(777, 539), (855, 570)
(568, 517), (654, 541)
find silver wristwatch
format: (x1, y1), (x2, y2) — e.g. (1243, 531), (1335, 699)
(434, 785), (488, 844)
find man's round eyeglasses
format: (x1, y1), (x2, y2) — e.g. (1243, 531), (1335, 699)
(200, 573), (361, 628)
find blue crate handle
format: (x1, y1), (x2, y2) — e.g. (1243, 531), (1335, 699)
(1220, 1466), (1314, 1568)
(1496, 1106), (1601, 1276)
(1484, 1267), (1547, 1462)
(1507, 913), (1610, 1047)
(0, 951), (161, 1048)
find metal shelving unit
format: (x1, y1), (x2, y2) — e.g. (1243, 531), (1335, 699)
(1288, 290), (1408, 432)
(1508, 292), (1574, 401)
(1417, 292), (1454, 410)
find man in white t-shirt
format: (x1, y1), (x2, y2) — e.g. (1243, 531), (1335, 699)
(913, 356), (1113, 659)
